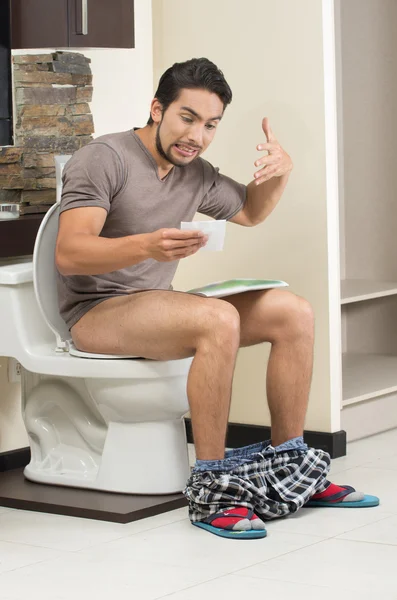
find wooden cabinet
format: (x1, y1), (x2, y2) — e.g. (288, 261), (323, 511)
(10, 1), (69, 49)
(9, 0), (134, 49)
(68, 0), (134, 48)
(0, 214), (45, 259)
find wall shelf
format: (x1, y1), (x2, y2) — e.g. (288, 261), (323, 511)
(341, 279), (397, 305)
(342, 352), (397, 406)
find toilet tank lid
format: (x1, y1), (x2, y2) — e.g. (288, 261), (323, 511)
(0, 261), (33, 285)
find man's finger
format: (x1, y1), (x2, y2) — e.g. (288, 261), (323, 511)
(256, 142), (278, 153)
(163, 229), (206, 239)
(254, 154), (279, 168)
(254, 168), (278, 185)
(262, 117), (276, 142)
(254, 167), (269, 181)
(169, 238), (206, 249)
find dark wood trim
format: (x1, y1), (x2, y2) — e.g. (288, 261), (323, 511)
(0, 450), (186, 523)
(0, 213), (44, 258)
(184, 419), (347, 459)
(0, 446), (30, 472)
(0, 468), (186, 523)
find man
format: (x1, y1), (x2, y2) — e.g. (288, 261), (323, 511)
(56, 58), (378, 540)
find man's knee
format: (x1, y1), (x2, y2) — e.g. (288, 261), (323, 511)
(267, 290), (314, 342)
(200, 299), (241, 344)
(282, 293), (314, 339)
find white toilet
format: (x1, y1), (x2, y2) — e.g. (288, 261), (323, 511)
(0, 203), (193, 494)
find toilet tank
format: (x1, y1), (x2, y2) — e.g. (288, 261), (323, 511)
(0, 260), (53, 360)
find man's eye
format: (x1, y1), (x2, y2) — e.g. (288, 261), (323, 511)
(181, 116), (193, 123)
(206, 124), (216, 130)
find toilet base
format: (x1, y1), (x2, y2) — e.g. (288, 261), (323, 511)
(24, 419), (191, 495)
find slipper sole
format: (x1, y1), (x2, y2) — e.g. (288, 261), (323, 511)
(192, 521), (267, 539)
(305, 494), (380, 508)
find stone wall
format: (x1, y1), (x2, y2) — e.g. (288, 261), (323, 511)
(0, 51), (94, 215)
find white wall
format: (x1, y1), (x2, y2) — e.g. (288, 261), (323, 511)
(0, 362), (28, 452)
(0, 0), (153, 452)
(81, 2), (153, 136)
(153, 0), (339, 432)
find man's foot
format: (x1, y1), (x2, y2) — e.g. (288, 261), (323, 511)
(192, 507), (267, 539)
(305, 482), (380, 508)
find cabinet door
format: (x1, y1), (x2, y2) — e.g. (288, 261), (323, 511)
(10, 0), (69, 49)
(68, 0), (134, 48)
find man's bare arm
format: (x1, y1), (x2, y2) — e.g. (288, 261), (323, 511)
(229, 117), (293, 227)
(55, 206), (207, 276)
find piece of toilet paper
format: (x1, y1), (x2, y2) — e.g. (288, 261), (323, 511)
(180, 220), (226, 252)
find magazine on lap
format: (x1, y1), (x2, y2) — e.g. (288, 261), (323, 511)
(187, 279), (289, 298)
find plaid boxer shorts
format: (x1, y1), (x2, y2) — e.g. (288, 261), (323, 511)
(184, 440), (331, 522)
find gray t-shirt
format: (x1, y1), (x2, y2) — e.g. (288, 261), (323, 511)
(57, 129), (246, 330)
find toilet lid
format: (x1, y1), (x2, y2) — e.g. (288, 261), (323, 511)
(33, 203), (71, 349)
(33, 204), (140, 359)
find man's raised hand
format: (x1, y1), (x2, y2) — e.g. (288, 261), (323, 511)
(253, 117), (293, 185)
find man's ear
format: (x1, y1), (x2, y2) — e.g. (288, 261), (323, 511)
(150, 99), (163, 124)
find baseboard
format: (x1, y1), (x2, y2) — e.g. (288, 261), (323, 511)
(184, 419), (346, 459)
(0, 423), (347, 475)
(0, 447), (30, 472)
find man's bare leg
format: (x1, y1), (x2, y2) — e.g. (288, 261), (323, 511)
(222, 288), (375, 508)
(71, 290), (240, 459)
(223, 288), (314, 446)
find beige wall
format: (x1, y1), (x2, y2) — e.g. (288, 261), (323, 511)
(0, 0), (338, 453)
(153, 0), (336, 431)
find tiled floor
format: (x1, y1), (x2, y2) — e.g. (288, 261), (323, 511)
(1, 429), (397, 600)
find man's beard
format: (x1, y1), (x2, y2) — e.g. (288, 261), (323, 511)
(155, 120), (196, 167)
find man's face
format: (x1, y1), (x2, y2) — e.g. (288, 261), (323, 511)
(154, 88), (224, 167)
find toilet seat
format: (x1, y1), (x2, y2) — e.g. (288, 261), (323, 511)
(68, 340), (141, 360)
(33, 203), (139, 360)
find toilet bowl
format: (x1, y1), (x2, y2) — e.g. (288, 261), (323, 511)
(0, 203), (193, 494)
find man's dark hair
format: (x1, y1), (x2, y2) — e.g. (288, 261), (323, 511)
(147, 57), (232, 125)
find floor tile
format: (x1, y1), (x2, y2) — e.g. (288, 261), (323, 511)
(161, 573), (377, 600)
(267, 504), (391, 538)
(361, 453), (397, 471)
(238, 538), (397, 594)
(1, 429), (397, 600)
(122, 507), (188, 535)
(88, 518), (323, 578)
(0, 551), (214, 600)
(0, 509), (132, 552)
(328, 466), (397, 515)
(338, 514), (397, 546)
(329, 429), (397, 475)
(0, 539), (66, 574)
(0, 506), (188, 550)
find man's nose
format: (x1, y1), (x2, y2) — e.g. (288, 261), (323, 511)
(188, 124), (204, 148)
